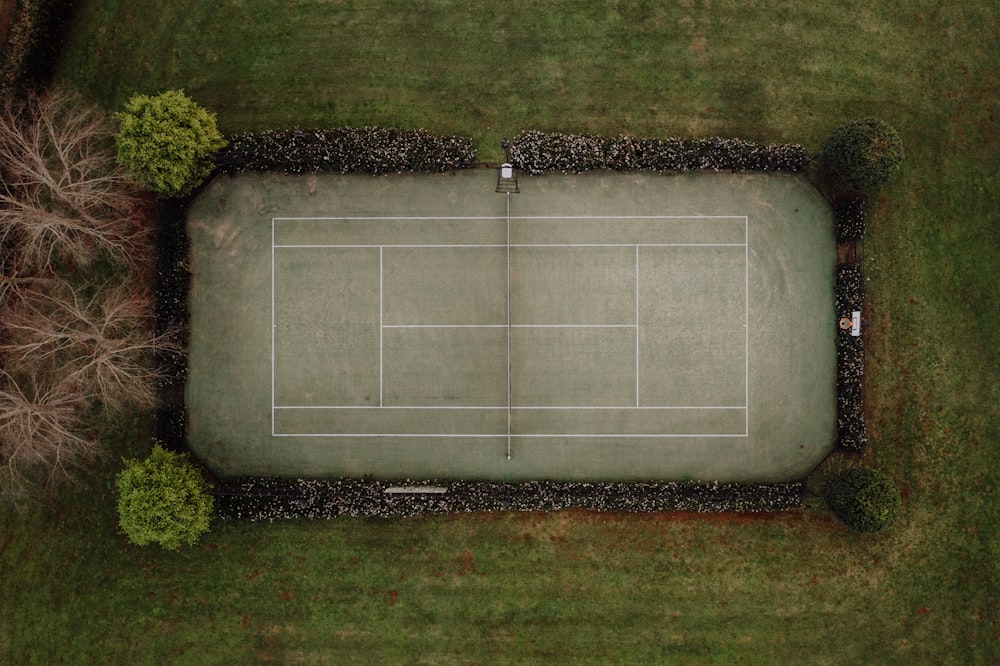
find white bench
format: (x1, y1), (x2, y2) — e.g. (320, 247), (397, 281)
(384, 486), (448, 495)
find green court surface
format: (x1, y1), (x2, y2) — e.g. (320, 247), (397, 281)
(185, 170), (835, 482)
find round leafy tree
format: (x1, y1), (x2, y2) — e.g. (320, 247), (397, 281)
(117, 444), (214, 550)
(114, 90), (226, 198)
(827, 467), (901, 533)
(821, 118), (904, 191)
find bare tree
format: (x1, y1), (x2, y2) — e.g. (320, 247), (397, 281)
(0, 88), (173, 500)
(0, 88), (151, 273)
(0, 370), (97, 497)
(0, 279), (181, 413)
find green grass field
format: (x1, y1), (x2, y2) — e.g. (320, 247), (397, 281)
(0, 0), (996, 662)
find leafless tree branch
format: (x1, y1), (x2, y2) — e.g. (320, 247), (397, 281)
(0, 88), (151, 273)
(0, 370), (97, 497)
(1, 279), (182, 413)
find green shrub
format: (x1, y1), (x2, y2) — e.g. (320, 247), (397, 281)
(116, 444), (214, 550)
(821, 118), (904, 191)
(114, 90), (226, 198)
(827, 467), (901, 533)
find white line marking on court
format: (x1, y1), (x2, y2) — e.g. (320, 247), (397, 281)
(273, 433), (749, 438)
(510, 215), (747, 220)
(516, 324), (636, 328)
(506, 192), (513, 460)
(271, 214), (753, 440)
(273, 405), (747, 410)
(383, 324), (507, 329)
(635, 244), (640, 408)
(745, 216), (750, 435)
(273, 433), (508, 438)
(536, 242), (747, 246)
(510, 433), (749, 438)
(381, 324), (636, 329)
(272, 215), (744, 221)
(511, 405), (748, 410)
(274, 216), (506, 221)
(379, 245), (384, 408)
(274, 243), (746, 249)
(271, 218), (276, 436)
(277, 244), (506, 249)
(276, 405), (507, 410)
(276, 244), (504, 249)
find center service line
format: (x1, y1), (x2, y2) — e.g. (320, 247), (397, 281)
(379, 245), (384, 408)
(635, 244), (640, 408)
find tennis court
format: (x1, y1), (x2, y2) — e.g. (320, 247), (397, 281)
(186, 170), (835, 482)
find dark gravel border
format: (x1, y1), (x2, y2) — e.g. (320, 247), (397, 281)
(213, 477), (804, 520)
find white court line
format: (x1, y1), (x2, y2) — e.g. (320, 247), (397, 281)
(274, 433), (749, 438)
(635, 244), (640, 408)
(272, 215), (744, 221)
(277, 405), (506, 410)
(379, 245), (383, 407)
(273, 405), (747, 410)
(271, 215), (752, 437)
(274, 243), (746, 249)
(275, 216), (505, 221)
(506, 193), (512, 460)
(278, 244), (505, 248)
(383, 324), (507, 328)
(270, 218), (276, 436)
(381, 324), (636, 329)
(519, 243), (745, 247)
(509, 215), (746, 220)
(745, 217), (750, 436)
(515, 324), (635, 328)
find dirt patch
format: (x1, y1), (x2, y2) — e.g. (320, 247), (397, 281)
(837, 240), (863, 265)
(641, 510), (805, 525)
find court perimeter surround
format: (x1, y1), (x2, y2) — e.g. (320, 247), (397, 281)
(186, 170), (836, 482)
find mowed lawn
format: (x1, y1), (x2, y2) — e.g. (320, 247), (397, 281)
(0, 1), (995, 663)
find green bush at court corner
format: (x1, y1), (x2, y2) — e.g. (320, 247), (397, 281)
(821, 118), (904, 192)
(114, 89), (226, 198)
(116, 444), (214, 550)
(827, 467), (901, 533)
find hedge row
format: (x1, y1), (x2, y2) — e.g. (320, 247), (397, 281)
(0, 0), (76, 96)
(211, 477), (803, 519)
(153, 199), (190, 450)
(215, 127), (477, 175)
(834, 195), (866, 242)
(509, 131), (808, 175)
(835, 263), (865, 314)
(836, 264), (866, 450)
